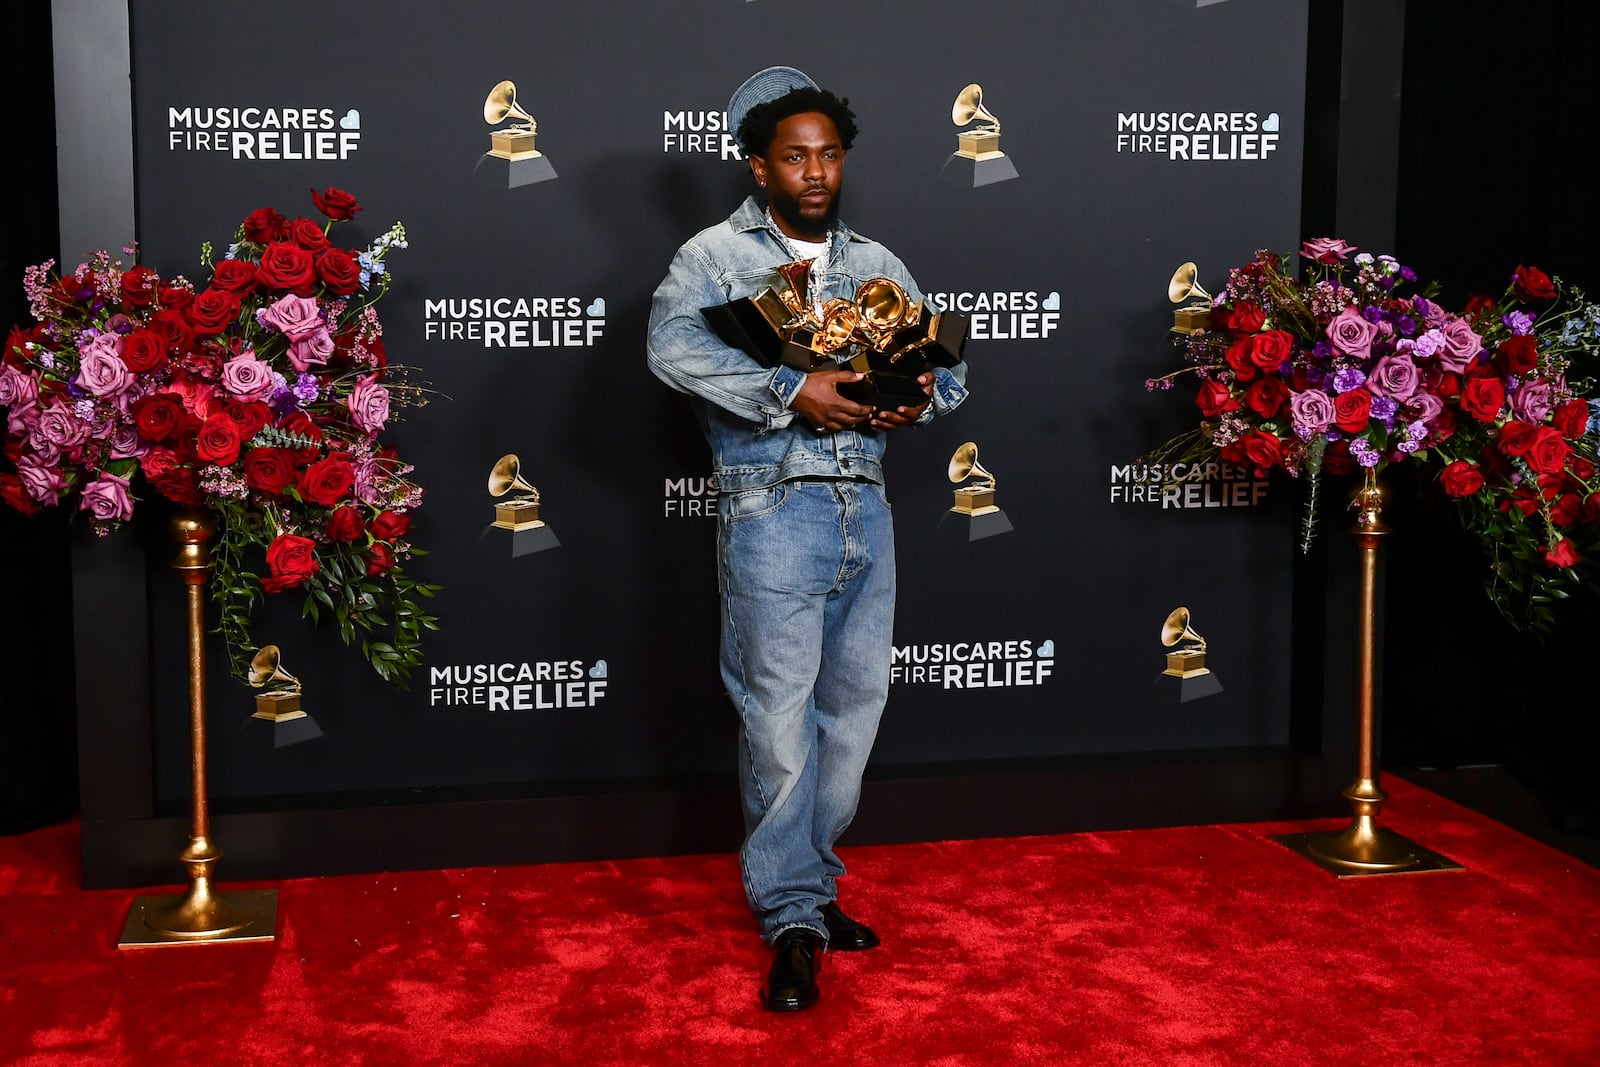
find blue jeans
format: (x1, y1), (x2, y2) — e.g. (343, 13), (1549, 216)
(717, 478), (896, 943)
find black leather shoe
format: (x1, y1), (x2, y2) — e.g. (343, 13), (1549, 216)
(819, 901), (880, 951)
(762, 928), (824, 1012)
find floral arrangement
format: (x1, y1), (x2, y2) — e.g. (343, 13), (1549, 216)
(1147, 238), (1600, 633)
(0, 187), (439, 687)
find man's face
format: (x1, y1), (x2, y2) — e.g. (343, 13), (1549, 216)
(749, 111), (845, 241)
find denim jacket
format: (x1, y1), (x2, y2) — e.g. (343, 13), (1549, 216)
(648, 196), (969, 492)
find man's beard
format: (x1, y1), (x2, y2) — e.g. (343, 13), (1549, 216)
(769, 186), (842, 240)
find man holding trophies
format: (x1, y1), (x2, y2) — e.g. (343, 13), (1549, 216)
(647, 66), (969, 1011)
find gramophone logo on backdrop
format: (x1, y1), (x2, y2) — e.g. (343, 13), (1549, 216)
(422, 294), (607, 349)
(664, 473), (719, 518)
(1152, 606), (1223, 703)
(939, 83), (1019, 187)
(165, 105), (361, 160)
(1115, 107), (1282, 161)
(892, 638), (1054, 690)
(477, 452), (560, 557)
(939, 441), (1013, 541)
(473, 80), (558, 187)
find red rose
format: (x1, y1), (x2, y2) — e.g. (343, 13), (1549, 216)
(1249, 329), (1293, 371)
(255, 242), (317, 295)
(365, 541), (397, 576)
(1552, 399), (1589, 440)
(275, 410), (324, 463)
(221, 400), (272, 441)
(370, 510), (410, 541)
(149, 308), (196, 355)
(1585, 494), (1600, 525)
(242, 207), (288, 244)
(156, 282), (194, 311)
(1240, 430), (1284, 473)
(1333, 388), (1372, 433)
(297, 455), (355, 506)
(1322, 441), (1354, 477)
(1439, 460), (1486, 498)
(1245, 376), (1288, 419)
(131, 392), (186, 441)
(119, 265), (160, 309)
(1195, 380), (1238, 418)
(263, 533), (320, 593)
(208, 259), (259, 297)
(326, 505), (366, 542)
(1569, 457), (1596, 483)
(1227, 302), (1266, 334)
(1433, 373), (1461, 399)
(311, 186), (362, 221)
(1462, 294), (1496, 321)
(315, 248), (362, 296)
(1497, 419), (1537, 458)
(0, 473), (39, 516)
(1225, 337), (1257, 382)
(1524, 426), (1571, 475)
(242, 447), (298, 494)
(150, 466), (203, 504)
(1550, 494), (1582, 527)
(1542, 538), (1579, 569)
(1458, 375), (1506, 422)
(1494, 335), (1538, 375)
(119, 329), (167, 374)
(187, 288), (241, 337)
(289, 217), (330, 253)
(1429, 407), (1459, 443)
(1512, 265), (1557, 302)
(195, 413), (244, 465)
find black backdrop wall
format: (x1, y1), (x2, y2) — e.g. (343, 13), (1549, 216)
(0, 0), (1593, 863)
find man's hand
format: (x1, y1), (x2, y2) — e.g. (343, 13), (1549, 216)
(792, 370), (874, 433)
(868, 373), (934, 431)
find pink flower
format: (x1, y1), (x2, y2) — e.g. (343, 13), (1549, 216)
(1509, 377), (1557, 423)
(220, 351), (276, 402)
(33, 399), (92, 450)
(287, 326), (335, 373)
(76, 335), (133, 397)
(257, 293), (325, 341)
(1288, 389), (1335, 439)
(0, 364), (39, 408)
(1326, 307), (1377, 360)
(1367, 354), (1420, 399)
(1300, 237), (1358, 265)
(79, 472), (134, 523)
(347, 373), (390, 433)
(1435, 317), (1482, 372)
(16, 455), (65, 503)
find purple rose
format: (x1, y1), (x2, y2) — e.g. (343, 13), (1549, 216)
(33, 399), (92, 450)
(76, 334), (132, 397)
(1289, 388), (1336, 440)
(346, 373), (390, 433)
(1326, 307), (1378, 359)
(287, 326), (335, 373)
(1366, 353), (1420, 399)
(1403, 391), (1443, 426)
(1509, 376), (1556, 423)
(0, 364), (40, 408)
(16, 454), (66, 503)
(79, 472), (134, 523)
(257, 293), (325, 341)
(221, 352), (276, 402)
(1414, 296), (1449, 328)
(1436, 317), (1483, 372)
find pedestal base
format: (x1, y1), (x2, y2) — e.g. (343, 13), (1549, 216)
(1150, 670), (1224, 703)
(937, 508), (1014, 541)
(266, 714), (324, 747)
(1271, 825), (1463, 878)
(117, 888), (279, 948)
(473, 153), (558, 188)
(940, 152), (1019, 187)
(479, 523), (560, 557)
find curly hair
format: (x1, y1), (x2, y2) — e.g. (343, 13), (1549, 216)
(736, 87), (859, 156)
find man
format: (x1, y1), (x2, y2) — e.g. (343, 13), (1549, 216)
(647, 66), (968, 1012)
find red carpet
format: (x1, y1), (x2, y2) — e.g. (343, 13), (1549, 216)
(3, 776), (1599, 1065)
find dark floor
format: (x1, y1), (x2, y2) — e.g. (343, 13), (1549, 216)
(1394, 764), (1600, 871)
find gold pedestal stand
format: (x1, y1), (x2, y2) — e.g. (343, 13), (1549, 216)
(1272, 471), (1463, 878)
(119, 511), (278, 948)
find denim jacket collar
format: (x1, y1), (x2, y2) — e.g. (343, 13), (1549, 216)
(728, 196), (870, 266)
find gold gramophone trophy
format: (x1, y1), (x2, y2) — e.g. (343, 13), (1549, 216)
(941, 442), (1013, 540)
(249, 645), (306, 722)
(941, 83), (1019, 186)
(474, 79), (557, 188)
(1168, 262), (1214, 335)
(481, 453), (560, 556)
(1153, 606), (1223, 702)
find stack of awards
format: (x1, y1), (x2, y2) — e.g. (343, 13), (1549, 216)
(702, 261), (968, 410)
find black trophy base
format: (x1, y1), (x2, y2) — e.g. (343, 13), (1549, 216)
(1150, 671), (1225, 703)
(940, 153), (1020, 187)
(838, 372), (933, 412)
(266, 714), (324, 747)
(473, 153), (557, 188)
(937, 508), (1013, 541)
(479, 523), (560, 557)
